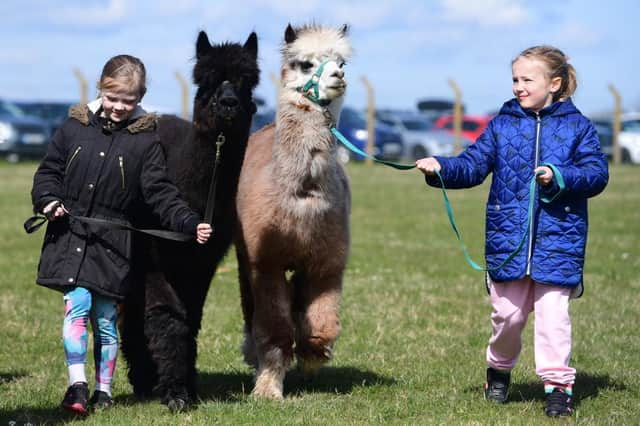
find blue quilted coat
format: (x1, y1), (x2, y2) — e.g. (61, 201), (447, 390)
(426, 98), (608, 291)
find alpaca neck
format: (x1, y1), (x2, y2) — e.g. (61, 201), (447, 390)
(273, 92), (343, 197)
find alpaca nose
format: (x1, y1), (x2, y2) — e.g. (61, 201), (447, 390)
(331, 68), (345, 79)
(219, 96), (239, 108)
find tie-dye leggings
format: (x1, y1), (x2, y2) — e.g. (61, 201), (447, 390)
(63, 287), (118, 389)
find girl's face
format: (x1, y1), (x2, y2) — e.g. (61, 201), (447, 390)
(101, 83), (140, 122)
(512, 57), (561, 112)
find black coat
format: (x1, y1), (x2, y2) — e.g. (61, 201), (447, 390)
(31, 103), (201, 300)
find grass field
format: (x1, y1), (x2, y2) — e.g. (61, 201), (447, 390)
(1, 160), (638, 425)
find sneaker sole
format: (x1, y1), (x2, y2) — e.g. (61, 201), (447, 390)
(62, 402), (88, 415)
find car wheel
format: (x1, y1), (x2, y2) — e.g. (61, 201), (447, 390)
(412, 146), (428, 160)
(621, 148), (632, 164)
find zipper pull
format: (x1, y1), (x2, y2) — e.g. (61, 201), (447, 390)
(118, 155), (125, 190)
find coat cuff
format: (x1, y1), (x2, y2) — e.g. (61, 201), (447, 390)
(181, 215), (201, 236)
(34, 195), (62, 214)
(539, 163), (565, 203)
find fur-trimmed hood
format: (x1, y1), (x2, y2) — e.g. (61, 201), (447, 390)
(69, 99), (157, 133)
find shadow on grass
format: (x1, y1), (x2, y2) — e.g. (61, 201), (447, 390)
(196, 366), (395, 402)
(505, 372), (625, 408)
(0, 406), (86, 426)
(0, 371), (29, 385)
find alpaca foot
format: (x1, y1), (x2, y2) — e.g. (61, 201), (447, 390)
(252, 366), (285, 400)
(298, 356), (326, 380)
(167, 397), (188, 413)
(297, 344), (332, 379)
(162, 390), (191, 413)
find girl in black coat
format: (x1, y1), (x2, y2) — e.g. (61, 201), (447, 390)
(30, 55), (212, 414)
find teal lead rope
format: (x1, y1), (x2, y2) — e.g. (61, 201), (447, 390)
(433, 169), (545, 271)
(332, 123), (546, 271)
(297, 59), (550, 271)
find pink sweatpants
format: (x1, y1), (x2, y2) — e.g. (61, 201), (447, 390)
(486, 276), (575, 386)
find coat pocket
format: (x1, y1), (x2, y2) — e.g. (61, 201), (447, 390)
(485, 204), (523, 254)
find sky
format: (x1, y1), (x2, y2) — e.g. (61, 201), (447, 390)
(1, 0), (638, 118)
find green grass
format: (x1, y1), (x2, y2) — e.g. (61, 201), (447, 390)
(1, 160), (638, 425)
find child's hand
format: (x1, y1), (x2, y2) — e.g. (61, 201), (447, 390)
(534, 166), (554, 186)
(42, 200), (66, 221)
(416, 157), (442, 176)
(196, 223), (213, 244)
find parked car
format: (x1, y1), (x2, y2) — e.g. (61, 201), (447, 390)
(618, 113), (640, 163)
(336, 107), (404, 163)
(14, 100), (73, 136)
(591, 113), (640, 163)
(250, 108), (275, 133)
(0, 99), (51, 163)
(433, 114), (491, 143)
(376, 110), (469, 160)
(591, 118), (614, 160)
(416, 98), (461, 124)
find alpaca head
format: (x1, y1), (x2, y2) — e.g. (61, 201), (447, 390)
(280, 24), (352, 112)
(192, 31), (260, 133)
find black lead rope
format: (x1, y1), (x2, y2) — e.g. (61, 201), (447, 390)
(203, 133), (225, 225)
(23, 209), (193, 242)
(24, 132), (226, 242)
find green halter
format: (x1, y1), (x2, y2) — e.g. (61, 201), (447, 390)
(297, 60), (331, 106)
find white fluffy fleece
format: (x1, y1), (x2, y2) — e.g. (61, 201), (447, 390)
(282, 25), (352, 63)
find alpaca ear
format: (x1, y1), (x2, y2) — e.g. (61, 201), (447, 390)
(284, 24), (297, 44)
(243, 32), (258, 60)
(196, 31), (212, 59)
(340, 24), (349, 36)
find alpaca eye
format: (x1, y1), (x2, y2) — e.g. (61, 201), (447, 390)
(339, 61), (346, 68)
(300, 61), (314, 72)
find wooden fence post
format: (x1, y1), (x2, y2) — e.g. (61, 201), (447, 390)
(175, 72), (190, 120)
(73, 68), (88, 104)
(608, 84), (622, 165)
(448, 78), (463, 155)
(270, 72), (280, 113)
(361, 76), (375, 166)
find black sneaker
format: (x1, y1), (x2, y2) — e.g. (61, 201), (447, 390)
(484, 367), (510, 403)
(545, 387), (572, 417)
(61, 382), (89, 415)
(89, 390), (114, 411)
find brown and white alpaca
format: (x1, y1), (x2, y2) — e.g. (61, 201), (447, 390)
(235, 23), (352, 399)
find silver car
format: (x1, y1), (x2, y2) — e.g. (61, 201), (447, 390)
(376, 110), (468, 160)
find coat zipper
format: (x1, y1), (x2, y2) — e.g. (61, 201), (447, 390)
(65, 146), (82, 174)
(525, 113), (541, 275)
(118, 155), (126, 190)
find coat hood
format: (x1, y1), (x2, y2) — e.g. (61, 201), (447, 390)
(498, 97), (580, 119)
(69, 99), (156, 133)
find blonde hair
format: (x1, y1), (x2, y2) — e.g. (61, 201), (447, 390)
(514, 45), (577, 102)
(98, 54), (147, 99)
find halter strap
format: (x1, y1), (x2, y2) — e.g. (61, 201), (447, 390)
(297, 60), (331, 105)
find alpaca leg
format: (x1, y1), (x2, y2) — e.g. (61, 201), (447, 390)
(251, 270), (294, 400)
(119, 288), (157, 398)
(294, 272), (343, 378)
(236, 247), (257, 368)
(143, 272), (194, 412)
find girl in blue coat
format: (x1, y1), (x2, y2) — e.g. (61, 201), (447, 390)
(416, 45), (608, 417)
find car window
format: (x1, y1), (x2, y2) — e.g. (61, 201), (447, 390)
(379, 119), (395, 127)
(402, 119), (430, 131)
(622, 119), (640, 132)
(0, 100), (25, 117)
(462, 121), (480, 131)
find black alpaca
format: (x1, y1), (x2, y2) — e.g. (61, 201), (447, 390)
(119, 31), (260, 412)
